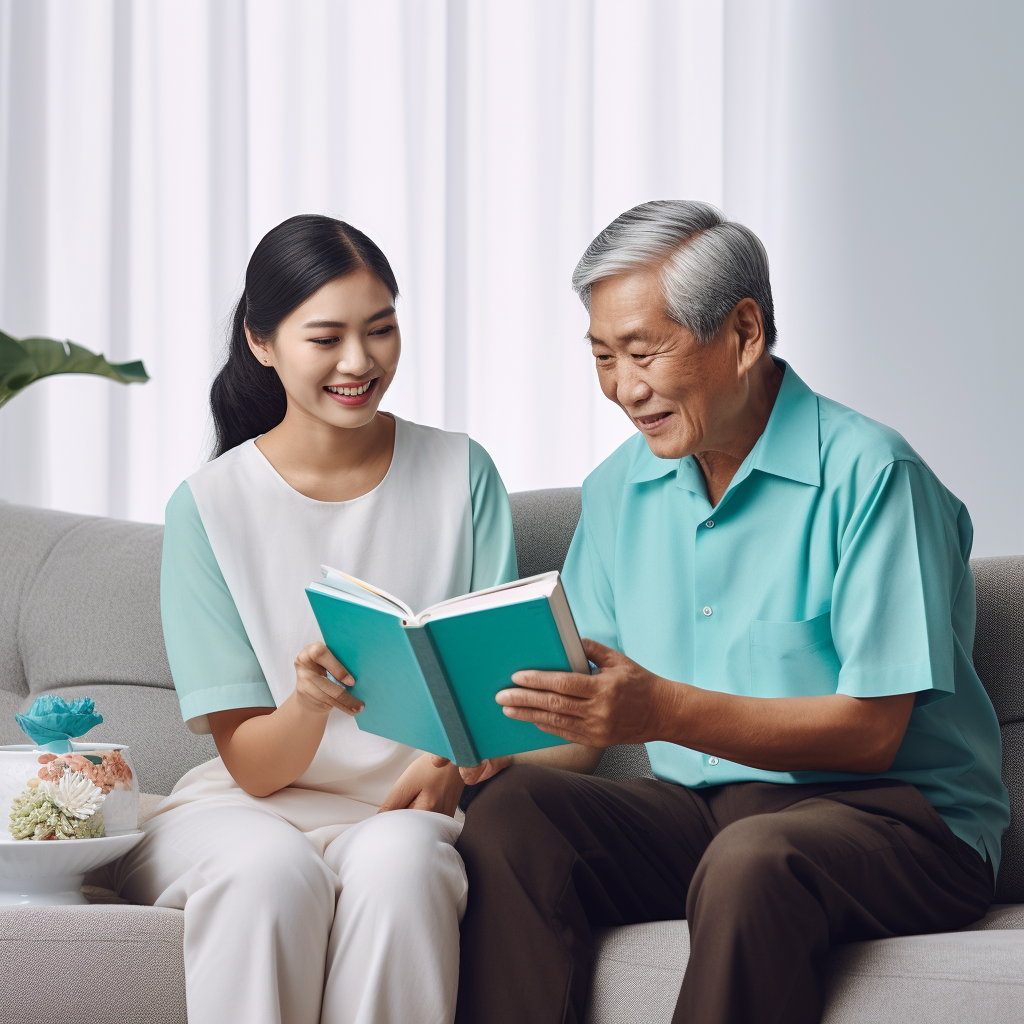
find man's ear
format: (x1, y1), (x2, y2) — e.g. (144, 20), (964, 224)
(245, 326), (272, 368)
(731, 298), (765, 374)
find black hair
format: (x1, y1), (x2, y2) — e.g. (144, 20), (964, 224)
(209, 214), (399, 458)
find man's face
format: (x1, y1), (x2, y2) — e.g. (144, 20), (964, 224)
(587, 268), (744, 460)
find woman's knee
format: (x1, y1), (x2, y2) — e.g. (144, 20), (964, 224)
(333, 809), (466, 903)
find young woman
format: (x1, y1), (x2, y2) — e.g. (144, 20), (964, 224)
(114, 214), (519, 1024)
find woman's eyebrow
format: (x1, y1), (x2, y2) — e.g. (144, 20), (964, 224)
(302, 306), (395, 330)
(365, 305), (396, 324)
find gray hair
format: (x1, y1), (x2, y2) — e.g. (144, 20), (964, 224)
(572, 200), (777, 350)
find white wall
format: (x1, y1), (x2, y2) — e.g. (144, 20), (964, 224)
(1, 1), (1020, 556)
(724, 0), (1024, 556)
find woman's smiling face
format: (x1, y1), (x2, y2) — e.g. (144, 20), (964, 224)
(247, 268), (400, 430)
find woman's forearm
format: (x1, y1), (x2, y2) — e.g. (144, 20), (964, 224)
(514, 742), (604, 774)
(210, 694), (332, 797)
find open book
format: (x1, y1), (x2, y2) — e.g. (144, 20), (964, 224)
(305, 569), (589, 766)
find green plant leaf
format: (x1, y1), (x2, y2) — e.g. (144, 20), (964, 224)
(0, 330), (40, 398)
(0, 332), (149, 409)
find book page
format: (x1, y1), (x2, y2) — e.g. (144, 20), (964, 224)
(319, 566), (416, 620)
(418, 572), (560, 622)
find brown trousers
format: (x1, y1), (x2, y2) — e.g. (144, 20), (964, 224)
(455, 766), (993, 1024)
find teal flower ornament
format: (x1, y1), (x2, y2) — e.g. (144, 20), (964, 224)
(15, 695), (103, 752)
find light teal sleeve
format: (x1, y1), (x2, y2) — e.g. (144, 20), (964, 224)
(468, 439), (518, 591)
(560, 484), (620, 650)
(833, 459), (959, 706)
(161, 482), (276, 732)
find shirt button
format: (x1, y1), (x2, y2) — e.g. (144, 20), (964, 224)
(702, 606), (713, 616)
(705, 519), (714, 528)
(709, 757), (720, 765)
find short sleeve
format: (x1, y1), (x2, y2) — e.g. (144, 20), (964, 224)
(468, 439), (518, 591)
(833, 460), (960, 706)
(560, 491), (620, 650)
(161, 482), (276, 734)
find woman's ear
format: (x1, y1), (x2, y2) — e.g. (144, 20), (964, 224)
(245, 326), (273, 367)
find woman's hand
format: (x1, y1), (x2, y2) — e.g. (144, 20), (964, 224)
(293, 641), (364, 717)
(427, 755), (513, 785)
(378, 753), (465, 816)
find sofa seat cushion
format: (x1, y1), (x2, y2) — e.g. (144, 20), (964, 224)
(0, 905), (185, 1024)
(585, 909), (1024, 1024)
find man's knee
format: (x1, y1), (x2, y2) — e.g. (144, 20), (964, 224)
(458, 765), (580, 863)
(689, 814), (807, 915)
(462, 765), (575, 829)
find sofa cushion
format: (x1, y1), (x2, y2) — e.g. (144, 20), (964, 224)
(0, 904), (186, 1024)
(17, 513), (172, 694)
(584, 910), (1024, 1024)
(0, 503), (87, 699)
(509, 487), (582, 580)
(995, 720), (1024, 902)
(972, 556), (1024, 727)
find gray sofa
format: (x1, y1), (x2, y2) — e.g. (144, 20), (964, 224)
(1, 492), (1022, 1023)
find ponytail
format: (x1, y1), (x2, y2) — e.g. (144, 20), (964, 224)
(209, 294), (288, 458)
(209, 214), (399, 459)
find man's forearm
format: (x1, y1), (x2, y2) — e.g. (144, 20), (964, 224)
(658, 682), (916, 774)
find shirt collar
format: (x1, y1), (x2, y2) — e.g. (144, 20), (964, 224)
(626, 360), (821, 489)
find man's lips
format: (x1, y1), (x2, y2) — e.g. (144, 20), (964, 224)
(634, 411), (673, 433)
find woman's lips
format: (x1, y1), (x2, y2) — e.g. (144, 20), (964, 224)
(324, 377), (379, 407)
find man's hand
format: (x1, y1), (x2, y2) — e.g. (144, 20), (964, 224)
(497, 639), (670, 747)
(378, 752), (465, 816)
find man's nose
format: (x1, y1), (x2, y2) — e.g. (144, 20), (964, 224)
(618, 370), (652, 407)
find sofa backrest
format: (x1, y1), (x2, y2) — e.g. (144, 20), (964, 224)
(1, 493), (1021, 900)
(0, 501), (216, 796)
(509, 489), (1024, 904)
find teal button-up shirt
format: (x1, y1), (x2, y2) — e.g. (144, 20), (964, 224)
(562, 362), (1009, 871)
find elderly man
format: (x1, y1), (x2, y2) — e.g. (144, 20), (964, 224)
(452, 201), (1009, 1024)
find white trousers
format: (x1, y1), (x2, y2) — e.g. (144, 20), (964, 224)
(115, 797), (467, 1024)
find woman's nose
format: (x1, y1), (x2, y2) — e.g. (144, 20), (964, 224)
(335, 337), (375, 376)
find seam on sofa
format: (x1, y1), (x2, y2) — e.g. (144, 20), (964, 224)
(836, 971), (1024, 986)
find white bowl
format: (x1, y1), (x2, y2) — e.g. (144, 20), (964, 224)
(0, 830), (144, 905)
(0, 743), (140, 837)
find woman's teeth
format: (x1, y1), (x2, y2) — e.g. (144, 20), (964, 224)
(326, 381), (373, 396)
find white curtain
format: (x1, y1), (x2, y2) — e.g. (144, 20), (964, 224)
(0, 0), (725, 523)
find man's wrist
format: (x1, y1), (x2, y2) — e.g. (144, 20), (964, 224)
(650, 674), (690, 744)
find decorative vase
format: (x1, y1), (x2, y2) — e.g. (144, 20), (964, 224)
(0, 743), (142, 906)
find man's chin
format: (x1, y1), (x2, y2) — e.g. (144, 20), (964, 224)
(641, 432), (693, 461)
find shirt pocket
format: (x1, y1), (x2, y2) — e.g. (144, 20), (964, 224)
(749, 611), (841, 697)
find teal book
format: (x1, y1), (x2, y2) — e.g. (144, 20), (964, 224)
(305, 569), (589, 766)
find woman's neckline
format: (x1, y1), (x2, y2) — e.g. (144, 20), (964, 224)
(247, 413), (402, 507)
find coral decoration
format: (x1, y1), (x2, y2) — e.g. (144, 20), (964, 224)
(36, 749), (133, 793)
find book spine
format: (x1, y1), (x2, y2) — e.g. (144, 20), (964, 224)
(405, 626), (479, 766)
